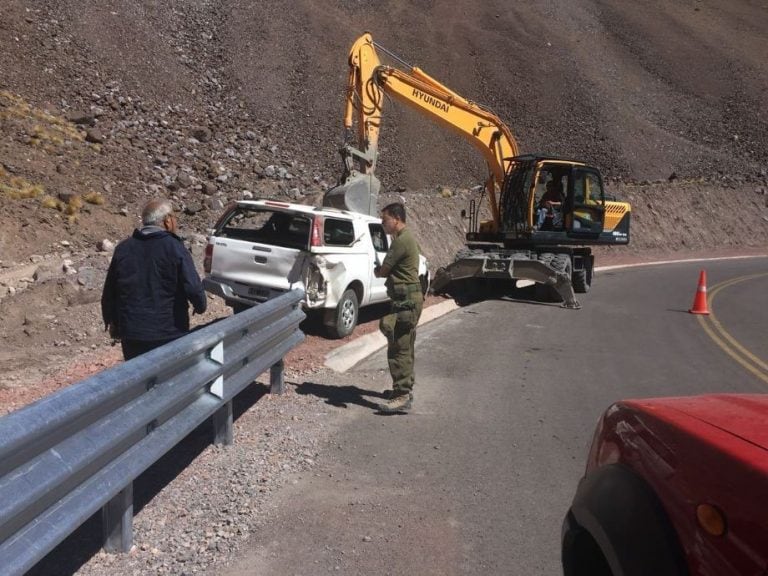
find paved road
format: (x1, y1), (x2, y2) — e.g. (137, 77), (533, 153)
(224, 257), (768, 575)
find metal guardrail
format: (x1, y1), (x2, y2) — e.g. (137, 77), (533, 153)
(0, 289), (306, 576)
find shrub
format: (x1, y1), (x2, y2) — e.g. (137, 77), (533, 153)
(83, 191), (105, 205)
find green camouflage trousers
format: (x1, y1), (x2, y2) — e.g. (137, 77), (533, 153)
(379, 285), (424, 392)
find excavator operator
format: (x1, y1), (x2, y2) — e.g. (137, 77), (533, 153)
(536, 179), (565, 230)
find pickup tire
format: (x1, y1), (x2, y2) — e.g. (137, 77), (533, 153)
(229, 301), (251, 314)
(420, 272), (430, 296)
(328, 288), (359, 339)
(562, 464), (687, 576)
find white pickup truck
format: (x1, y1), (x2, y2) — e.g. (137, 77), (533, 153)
(203, 200), (429, 338)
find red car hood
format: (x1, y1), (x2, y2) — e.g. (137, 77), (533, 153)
(630, 394), (768, 452)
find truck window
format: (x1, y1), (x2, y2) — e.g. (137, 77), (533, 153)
(369, 223), (388, 252)
(217, 207), (310, 250)
(324, 218), (355, 246)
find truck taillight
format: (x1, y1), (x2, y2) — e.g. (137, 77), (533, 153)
(311, 217), (323, 247)
(203, 243), (213, 273)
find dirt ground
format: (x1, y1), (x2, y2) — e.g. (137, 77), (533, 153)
(1, 0), (767, 412)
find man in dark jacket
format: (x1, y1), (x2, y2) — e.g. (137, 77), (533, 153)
(101, 198), (207, 360)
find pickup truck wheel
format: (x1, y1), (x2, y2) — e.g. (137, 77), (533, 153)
(229, 301), (250, 314)
(564, 464), (688, 576)
(562, 511), (612, 576)
(328, 289), (359, 339)
(420, 272), (430, 296)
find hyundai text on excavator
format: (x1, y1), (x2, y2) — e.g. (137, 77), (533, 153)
(323, 33), (631, 307)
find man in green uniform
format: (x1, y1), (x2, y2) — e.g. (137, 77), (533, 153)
(374, 202), (424, 413)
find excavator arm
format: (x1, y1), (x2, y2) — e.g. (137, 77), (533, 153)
(323, 34), (385, 216)
(324, 32), (520, 225)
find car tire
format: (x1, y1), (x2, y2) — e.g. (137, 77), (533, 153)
(230, 301), (250, 314)
(420, 272), (430, 296)
(564, 464), (688, 576)
(561, 511), (612, 576)
(327, 288), (359, 339)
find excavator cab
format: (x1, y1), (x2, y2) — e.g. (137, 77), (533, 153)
(566, 165), (606, 238)
(495, 156), (609, 244)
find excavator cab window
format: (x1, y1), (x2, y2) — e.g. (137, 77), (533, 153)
(499, 159), (536, 235)
(534, 168), (568, 231)
(568, 168), (605, 236)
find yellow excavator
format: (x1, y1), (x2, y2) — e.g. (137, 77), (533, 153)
(323, 33), (631, 307)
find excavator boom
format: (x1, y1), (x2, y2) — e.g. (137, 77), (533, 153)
(323, 33), (519, 225)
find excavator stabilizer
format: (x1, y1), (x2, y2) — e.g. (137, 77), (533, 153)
(432, 252), (581, 309)
(322, 171), (381, 217)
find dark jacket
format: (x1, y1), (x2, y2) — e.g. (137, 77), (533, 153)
(101, 227), (207, 342)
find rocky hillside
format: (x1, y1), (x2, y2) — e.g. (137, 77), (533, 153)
(1, 0), (767, 394)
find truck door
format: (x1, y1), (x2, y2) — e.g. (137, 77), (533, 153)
(368, 222), (390, 303)
(209, 206), (310, 296)
(567, 167), (605, 238)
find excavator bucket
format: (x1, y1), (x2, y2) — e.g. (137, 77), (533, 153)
(322, 172), (381, 217)
(432, 253), (581, 309)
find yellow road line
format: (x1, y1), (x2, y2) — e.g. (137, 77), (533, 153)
(697, 273), (768, 384)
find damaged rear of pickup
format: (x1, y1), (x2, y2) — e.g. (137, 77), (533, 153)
(203, 200), (429, 339)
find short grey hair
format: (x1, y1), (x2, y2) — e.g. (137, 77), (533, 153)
(141, 199), (173, 226)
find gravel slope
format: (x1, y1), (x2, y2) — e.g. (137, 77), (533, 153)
(1, 1), (767, 573)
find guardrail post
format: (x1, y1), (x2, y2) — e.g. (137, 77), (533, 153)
(270, 359), (285, 394)
(102, 482), (133, 553)
(212, 401), (233, 445)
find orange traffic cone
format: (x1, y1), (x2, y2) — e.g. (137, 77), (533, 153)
(689, 270), (710, 315)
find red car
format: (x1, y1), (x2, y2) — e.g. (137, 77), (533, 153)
(562, 394), (768, 576)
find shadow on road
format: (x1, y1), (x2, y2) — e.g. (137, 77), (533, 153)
(294, 381), (385, 411)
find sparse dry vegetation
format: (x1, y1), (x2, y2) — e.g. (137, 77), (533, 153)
(0, 170), (45, 200)
(39, 193), (89, 223)
(1, 91), (108, 221)
(40, 195), (61, 210)
(83, 191), (105, 205)
(1, 174), (104, 220)
(0, 90), (84, 147)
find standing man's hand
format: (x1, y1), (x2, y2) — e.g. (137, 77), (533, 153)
(106, 322), (120, 340)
